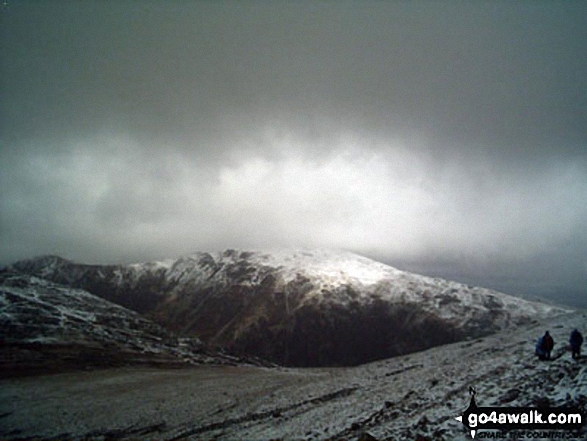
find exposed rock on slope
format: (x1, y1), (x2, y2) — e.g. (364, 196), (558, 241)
(8, 250), (564, 367)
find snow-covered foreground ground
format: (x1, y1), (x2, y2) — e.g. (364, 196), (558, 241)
(1, 311), (586, 441)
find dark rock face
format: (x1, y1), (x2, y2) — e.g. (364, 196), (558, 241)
(6, 250), (560, 367)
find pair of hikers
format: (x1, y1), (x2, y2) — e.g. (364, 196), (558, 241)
(535, 329), (583, 360)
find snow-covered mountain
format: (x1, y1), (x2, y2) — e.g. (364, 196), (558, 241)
(8, 249), (565, 367)
(0, 271), (256, 377)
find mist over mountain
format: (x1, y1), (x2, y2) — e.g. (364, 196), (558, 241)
(7, 249), (564, 367)
(2, 2), (586, 439)
(2, 1), (586, 310)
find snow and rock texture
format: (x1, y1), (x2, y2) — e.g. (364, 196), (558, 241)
(8, 250), (564, 367)
(0, 271), (257, 377)
(1, 311), (585, 441)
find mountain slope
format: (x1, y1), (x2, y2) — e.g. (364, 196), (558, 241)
(8, 250), (564, 367)
(1, 311), (585, 440)
(0, 271), (249, 377)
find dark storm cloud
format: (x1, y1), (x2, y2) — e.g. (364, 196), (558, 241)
(1, 1), (586, 305)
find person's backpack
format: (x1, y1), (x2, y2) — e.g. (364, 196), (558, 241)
(536, 336), (545, 355)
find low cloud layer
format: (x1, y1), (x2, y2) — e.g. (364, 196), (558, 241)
(1, 1), (586, 305)
(2, 131), (585, 271)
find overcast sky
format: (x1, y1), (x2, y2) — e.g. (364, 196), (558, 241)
(1, 1), (586, 306)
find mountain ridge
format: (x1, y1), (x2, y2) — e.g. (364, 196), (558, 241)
(6, 249), (566, 367)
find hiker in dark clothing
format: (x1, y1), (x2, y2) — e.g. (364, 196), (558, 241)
(536, 331), (554, 360)
(543, 331), (554, 359)
(570, 329), (583, 359)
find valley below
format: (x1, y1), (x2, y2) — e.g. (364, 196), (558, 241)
(2, 311), (586, 441)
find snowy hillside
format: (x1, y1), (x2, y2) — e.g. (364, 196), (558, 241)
(1, 310), (585, 440)
(8, 250), (565, 367)
(0, 271), (258, 377)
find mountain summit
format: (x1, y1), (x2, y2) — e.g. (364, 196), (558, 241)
(8, 249), (563, 366)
